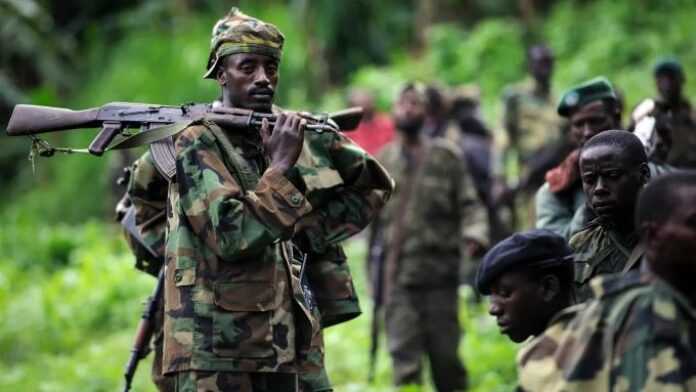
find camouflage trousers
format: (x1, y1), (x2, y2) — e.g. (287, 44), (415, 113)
(385, 285), (468, 392)
(169, 371), (299, 392)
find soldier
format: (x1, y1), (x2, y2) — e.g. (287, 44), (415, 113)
(476, 229), (576, 344)
(373, 82), (488, 392)
(495, 44), (567, 228)
(570, 130), (650, 302)
(161, 8), (393, 391)
(653, 58), (696, 168)
(535, 77), (622, 238)
(345, 89), (395, 156)
(517, 171), (696, 391)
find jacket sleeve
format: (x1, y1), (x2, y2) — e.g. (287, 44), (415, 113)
(296, 131), (394, 252)
(535, 183), (576, 239)
(174, 125), (312, 260)
(456, 152), (490, 248)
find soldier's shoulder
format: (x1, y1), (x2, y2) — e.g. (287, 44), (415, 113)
(502, 80), (532, 100)
(176, 122), (217, 149)
(568, 219), (603, 248)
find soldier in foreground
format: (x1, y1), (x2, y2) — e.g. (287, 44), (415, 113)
(570, 130), (650, 302)
(517, 171), (696, 391)
(373, 82), (488, 392)
(535, 77), (622, 238)
(652, 58), (696, 168)
(160, 8), (392, 391)
(476, 229), (576, 344)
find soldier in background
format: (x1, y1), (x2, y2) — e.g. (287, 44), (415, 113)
(495, 44), (568, 228)
(373, 82), (488, 391)
(345, 89), (395, 156)
(570, 130), (650, 302)
(652, 58), (696, 168)
(517, 171), (696, 391)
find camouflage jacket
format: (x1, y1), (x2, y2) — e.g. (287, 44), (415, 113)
(374, 137), (488, 288)
(501, 80), (564, 163)
(655, 98), (696, 168)
(569, 219), (642, 303)
(517, 271), (696, 391)
(163, 120), (393, 374)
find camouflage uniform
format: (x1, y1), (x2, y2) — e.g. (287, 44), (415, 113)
(162, 117), (391, 389)
(499, 80), (565, 191)
(375, 137), (488, 391)
(569, 219), (642, 303)
(517, 271), (696, 391)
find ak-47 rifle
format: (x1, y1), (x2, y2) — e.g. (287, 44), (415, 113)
(122, 268), (164, 392)
(366, 219), (386, 383)
(6, 102), (364, 155)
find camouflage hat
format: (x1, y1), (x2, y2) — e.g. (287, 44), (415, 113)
(476, 229), (573, 295)
(557, 77), (616, 117)
(653, 57), (684, 79)
(203, 7), (285, 79)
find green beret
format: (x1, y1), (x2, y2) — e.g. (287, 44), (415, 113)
(557, 77), (617, 117)
(203, 8), (285, 79)
(653, 57), (684, 78)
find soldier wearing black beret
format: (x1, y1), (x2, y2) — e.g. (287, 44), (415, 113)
(476, 229), (575, 343)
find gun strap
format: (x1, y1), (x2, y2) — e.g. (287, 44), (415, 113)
(109, 121), (196, 151)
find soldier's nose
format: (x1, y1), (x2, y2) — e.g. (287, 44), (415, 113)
(488, 301), (502, 316)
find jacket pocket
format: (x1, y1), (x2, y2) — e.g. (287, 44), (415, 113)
(211, 281), (278, 358)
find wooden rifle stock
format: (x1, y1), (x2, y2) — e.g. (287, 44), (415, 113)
(123, 269), (164, 392)
(6, 104), (101, 136)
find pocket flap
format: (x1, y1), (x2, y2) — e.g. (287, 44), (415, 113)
(214, 282), (278, 311)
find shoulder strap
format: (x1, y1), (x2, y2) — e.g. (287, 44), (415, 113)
(207, 122), (260, 193)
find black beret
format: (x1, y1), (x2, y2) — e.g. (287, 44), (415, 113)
(654, 58), (684, 78)
(557, 76), (616, 117)
(476, 229), (573, 295)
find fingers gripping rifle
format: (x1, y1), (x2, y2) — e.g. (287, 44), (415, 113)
(6, 102), (364, 156)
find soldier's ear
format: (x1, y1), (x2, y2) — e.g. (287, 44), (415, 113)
(539, 274), (561, 302)
(217, 68), (227, 86)
(638, 163), (651, 185)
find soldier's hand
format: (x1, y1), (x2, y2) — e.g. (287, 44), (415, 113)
(261, 112), (306, 174)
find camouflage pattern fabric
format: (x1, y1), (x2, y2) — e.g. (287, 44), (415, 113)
(375, 138), (488, 288)
(127, 151), (168, 275)
(499, 79), (565, 174)
(374, 137), (487, 390)
(163, 119), (392, 375)
(173, 370), (297, 392)
(569, 219), (641, 303)
(654, 98), (696, 168)
(204, 7), (285, 78)
(385, 286), (468, 391)
(517, 271), (696, 391)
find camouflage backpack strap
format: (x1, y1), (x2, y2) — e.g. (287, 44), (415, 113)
(206, 121), (260, 192)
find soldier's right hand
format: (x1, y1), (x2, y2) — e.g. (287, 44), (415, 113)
(261, 112), (306, 174)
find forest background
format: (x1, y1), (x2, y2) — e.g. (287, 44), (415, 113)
(1, 0), (694, 391)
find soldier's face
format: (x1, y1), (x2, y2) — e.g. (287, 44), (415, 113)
(656, 73), (683, 102)
(217, 53), (279, 113)
(569, 101), (615, 146)
(529, 50), (554, 83)
(488, 270), (554, 343)
(645, 186), (696, 300)
(393, 89), (426, 137)
(580, 145), (648, 224)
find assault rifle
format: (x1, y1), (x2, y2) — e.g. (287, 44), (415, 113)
(6, 102), (364, 155)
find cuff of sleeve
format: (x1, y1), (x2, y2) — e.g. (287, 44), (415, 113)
(254, 168), (313, 236)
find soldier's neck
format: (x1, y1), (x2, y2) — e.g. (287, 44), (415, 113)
(533, 80), (551, 99)
(403, 133), (422, 147)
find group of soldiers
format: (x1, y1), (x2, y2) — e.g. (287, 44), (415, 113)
(114, 7), (696, 392)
